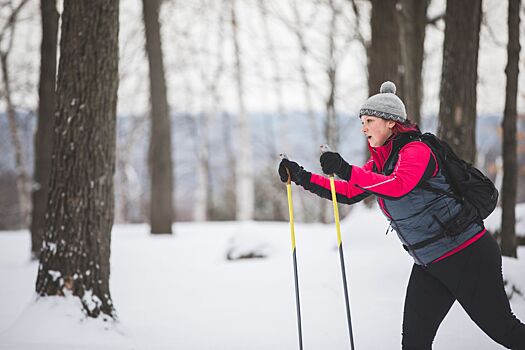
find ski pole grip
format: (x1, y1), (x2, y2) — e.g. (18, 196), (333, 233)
(280, 153), (292, 184)
(320, 144), (332, 154)
(320, 144), (336, 176)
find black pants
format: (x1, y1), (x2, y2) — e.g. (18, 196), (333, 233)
(402, 233), (525, 349)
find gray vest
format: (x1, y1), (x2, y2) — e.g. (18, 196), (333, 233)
(378, 135), (483, 266)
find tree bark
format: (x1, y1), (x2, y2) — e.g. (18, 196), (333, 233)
(31, 0), (58, 260)
(500, 0), (521, 258)
(397, 0), (428, 123)
(142, 0), (174, 233)
(437, 0), (482, 164)
(368, 0), (403, 98)
(35, 0), (119, 319)
(230, 0), (254, 221)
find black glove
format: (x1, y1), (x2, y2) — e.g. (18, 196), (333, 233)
(320, 152), (352, 180)
(278, 158), (307, 184)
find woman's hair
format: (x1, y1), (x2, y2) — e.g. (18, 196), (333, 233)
(392, 119), (420, 135)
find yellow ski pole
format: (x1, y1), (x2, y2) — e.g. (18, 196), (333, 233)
(322, 146), (355, 350)
(280, 154), (303, 350)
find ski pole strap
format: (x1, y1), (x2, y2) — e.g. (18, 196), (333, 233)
(287, 183), (296, 250)
(329, 176), (343, 246)
(419, 182), (463, 202)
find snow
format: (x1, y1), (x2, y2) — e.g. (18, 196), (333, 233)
(0, 204), (524, 349)
(46, 270), (61, 282)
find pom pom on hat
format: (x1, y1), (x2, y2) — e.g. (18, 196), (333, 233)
(380, 81), (396, 94)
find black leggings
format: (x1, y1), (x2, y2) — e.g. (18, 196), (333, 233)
(402, 233), (525, 349)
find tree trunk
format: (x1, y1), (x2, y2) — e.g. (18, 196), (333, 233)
(500, 0), (521, 258)
(194, 112), (210, 221)
(198, 9), (226, 221)
(220, 112), (237, 219)
(31, 0), (58, 260)
(368, 0), (403, 98)
(397, 0), (428, 123)
(35, 0), (119, 319)
(1, 53), (30, 227)
(230, 0), (254, 221)
(142, 0), (174, 233)
(437, 0), (481, 164)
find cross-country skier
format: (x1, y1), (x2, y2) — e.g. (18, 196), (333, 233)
(278, 81), (525, 349)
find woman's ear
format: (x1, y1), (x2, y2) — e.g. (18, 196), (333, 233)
(387, 120), (396, 129)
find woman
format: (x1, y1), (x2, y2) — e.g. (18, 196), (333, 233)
(278, 81), (525, 349)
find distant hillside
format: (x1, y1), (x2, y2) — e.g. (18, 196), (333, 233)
(0, 111), (523, 227)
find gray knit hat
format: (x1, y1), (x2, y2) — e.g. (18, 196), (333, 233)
(359, 81), (407, 122)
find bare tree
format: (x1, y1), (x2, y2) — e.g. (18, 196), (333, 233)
(142, 0), (174, 233)
(258, 0), (288, 150)
(269, 0), (327, 222)
(437, 0), (482, 164)
(0, 0), (31, 228)
(397, 0), (428, 123)
(217, 111), (237, 219)
(230, 0), (254, 221)
(193, 1), (226, 221)
(30, 0), (58, 260)
(500, 0), (521, 258)
(115, 114), (146, 223)
(324, 0), (339, 150)
(36, 0), (119, 318)
(278, 0), (320, 151)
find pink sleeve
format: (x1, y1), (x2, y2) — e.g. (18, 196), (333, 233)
(308, 156), (375, 199)
(349, 142), (432, 198)
(309, 173), (367, 198)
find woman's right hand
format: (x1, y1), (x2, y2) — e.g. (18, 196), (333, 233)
(278, 159), (304, 184)
(320, 152), (352, 180)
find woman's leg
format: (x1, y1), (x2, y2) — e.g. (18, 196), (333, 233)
(429, 233), (525, 349)
(402, 264), (455, 349)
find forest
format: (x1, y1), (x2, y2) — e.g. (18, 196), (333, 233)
(0, 0), (524, 349)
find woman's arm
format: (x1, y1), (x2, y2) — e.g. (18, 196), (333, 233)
(348, 142), (437, 199)
(299, 157), (375, 204)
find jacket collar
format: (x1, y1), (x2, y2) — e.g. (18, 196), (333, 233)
(369, 139), (393, 172)
(368, 131), (421, 172)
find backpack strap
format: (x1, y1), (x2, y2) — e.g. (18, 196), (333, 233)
(419, 181), (463, 202)
(414, 135), (463, 202)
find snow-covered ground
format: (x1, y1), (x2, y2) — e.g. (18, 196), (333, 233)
(0, 204), (524, 349)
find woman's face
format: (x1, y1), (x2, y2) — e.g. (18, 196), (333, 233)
(360, 115), (396, 147)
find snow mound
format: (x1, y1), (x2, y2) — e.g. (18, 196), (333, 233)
(0, 295), (130, 349)
(225, 224), (275, 260)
